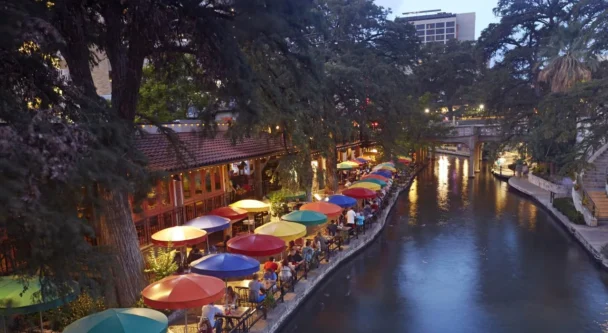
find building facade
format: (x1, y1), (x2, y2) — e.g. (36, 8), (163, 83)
(399, 12), (476, 44)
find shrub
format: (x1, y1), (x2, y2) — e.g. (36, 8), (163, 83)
(47, 292), (106, 331)
(145, 245), (178, 282)
(553, 197), (585, 225)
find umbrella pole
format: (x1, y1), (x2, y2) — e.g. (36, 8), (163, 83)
(207, 235), (210, 254)
(184, 310), (188, 333)
(3, 316), (5, 333)
(39, 311), (43, 332)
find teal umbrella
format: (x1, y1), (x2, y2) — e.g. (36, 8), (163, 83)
(354, 179), (387, 188)
(63, 308), (168, 333)
(281, 210), (327, 226)
(0, 276), (78, 331)
(268, 189), (307, 201)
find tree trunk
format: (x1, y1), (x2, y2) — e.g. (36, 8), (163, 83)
(97, 188), (146, 307)
(326, 147), (338, 193)
(301, 153), (314, 202)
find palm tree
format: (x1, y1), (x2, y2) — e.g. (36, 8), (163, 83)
(538, 22), (596, 93)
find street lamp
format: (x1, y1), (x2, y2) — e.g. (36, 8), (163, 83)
(479, 104), (485, 110)
(424, 108), (430, 113)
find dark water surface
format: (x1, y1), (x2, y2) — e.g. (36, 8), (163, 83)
(279, 155), (608, 333)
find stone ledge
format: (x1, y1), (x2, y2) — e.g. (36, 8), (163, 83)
(262, 167), (424, 333)
(528, 173), (569, 196)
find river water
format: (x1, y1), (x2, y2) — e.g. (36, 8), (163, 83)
(279, 155), (608, 333)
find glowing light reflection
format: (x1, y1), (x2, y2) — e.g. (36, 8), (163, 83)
(437, 156), (450, 211)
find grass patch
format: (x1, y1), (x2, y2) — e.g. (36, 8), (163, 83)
(553, 197), (585, 225)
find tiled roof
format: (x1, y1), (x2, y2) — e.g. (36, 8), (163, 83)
(136, 131), (286, 172)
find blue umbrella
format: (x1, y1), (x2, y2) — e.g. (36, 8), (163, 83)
(372, 170), (392, 178)
(355, 158), (368, 164)
(190, 253), (260, 279)
(184, 215), (230, 233)
(324, 195), (357, 208)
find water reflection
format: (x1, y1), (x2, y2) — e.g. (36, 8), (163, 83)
(281, 155), (608, 333)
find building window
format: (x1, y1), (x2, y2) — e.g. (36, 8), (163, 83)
(436, 34), (445, 41)
(416, 31), (424, 36)
(195, 172), (203, 194)
(205, 170), (212, 192)
(182, 175), (191, 199)
(436, 28), (445, 34)
(426, 23), (435, 29)
(426, 36), (435, 42)
(214, 167), (222, 191)
(426, 29), (435, 35)
(446, 34), (455, 40)
(446, 21), (455, 27)
(419, 36), (425, 41)
(416, 24), (425, 30)
(435, 22), (445, 28)
(446, 27), (455, 33)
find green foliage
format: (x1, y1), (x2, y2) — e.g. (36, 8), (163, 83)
(552, 197), (585, 225)
(144, 246), (178, 282)
(47, 292), (107, 331)
(268, 191), (286, 218)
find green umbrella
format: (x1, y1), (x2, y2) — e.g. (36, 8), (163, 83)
(0, 276), (78, 331)
(268, 189), (307, 201)
(63, 308), (168, 333)
(354, 179), (387, 188)
(337, 162), (356, 170)
(281, 210), (328, 226)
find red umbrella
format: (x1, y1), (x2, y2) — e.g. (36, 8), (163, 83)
(361, 174), (390, 182)
(300, 202), (342, 219)
(209, 206), (248, 222)
(142, 274), (225, 333)
(227, 234), (286, 257)
(342, 188), (377, 200)
(151, 226), (207, 247)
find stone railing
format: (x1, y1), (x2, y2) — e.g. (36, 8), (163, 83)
(527, 173), (570, 197)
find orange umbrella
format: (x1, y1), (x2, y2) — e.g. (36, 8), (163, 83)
(300, 202), (342, 219)
(142, 274), (225, 333)
(209, 206), (248, 222)
(361, 174), (390, 182)
(151, 226), (207, 247)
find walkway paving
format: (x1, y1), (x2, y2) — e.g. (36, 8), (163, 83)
(509, 176), (608, 268)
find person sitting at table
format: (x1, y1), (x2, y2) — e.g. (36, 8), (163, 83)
(223, 286), (239, 308)
(371, 199), (379, 212)
(344, 179), (352, 187)
(363, 203), (372, 218)
(302, 240), (314, 268)
(314, 232), (328, 253)
(279, 259), (295, 285)
(287, 248), (304, 271)
(187, 245), (203, 264)
(248, 274), (266, 303)
(263, 256), (279, 273)
(327, 220), (338, 237)
(263, 268), (277, 290)
(200, 302), (224, 333)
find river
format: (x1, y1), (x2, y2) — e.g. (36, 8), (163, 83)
(279, 155), (608, 333)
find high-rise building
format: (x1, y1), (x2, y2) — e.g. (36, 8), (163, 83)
(398, 11), (476, 44)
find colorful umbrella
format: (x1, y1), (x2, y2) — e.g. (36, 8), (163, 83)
(209, 206), (248, 222)
(151, 226), (207, 247)
(348, 160), (364, 165)
(63, 308), (168, 333)
(376, 165), (397, 172)
(398, 156), (412, 164)
(190, 253), (260, 279)
(354, 179), (387, 188)
(342, 188), (377, 200)
(349, 182), (381, 191)
(324, 195), (357, 208)
(299, 202), (342, 219)
(230, 199), (269, 213)
(281, 210), (328, 226)
(361, 174), (390, 182)
(184, 215), (230, 233)
(355, 158), (368, 164)
(337, 162), (356, 170)
(254, 221), (307, 242)
(372, 170), (393, 178)
(0, 276), (78, 332)
(226, 234), (286, 257)
(142, 274), (224, 309)
(268, 189), (306, 201)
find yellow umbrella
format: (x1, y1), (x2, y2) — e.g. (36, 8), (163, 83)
(349, 182), (381, 191)
(342, 161), (360, 167)
(230, 199), (269, 213)
(254, 221), (306, 243)
(377, 165), (397, 172)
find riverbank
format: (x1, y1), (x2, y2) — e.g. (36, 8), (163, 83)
(251, 164), (425, 333)
(508, 176), (608, 269)
(434, 148), (470, 157)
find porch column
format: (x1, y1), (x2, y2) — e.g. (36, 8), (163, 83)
(253, 159), (263, 199)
